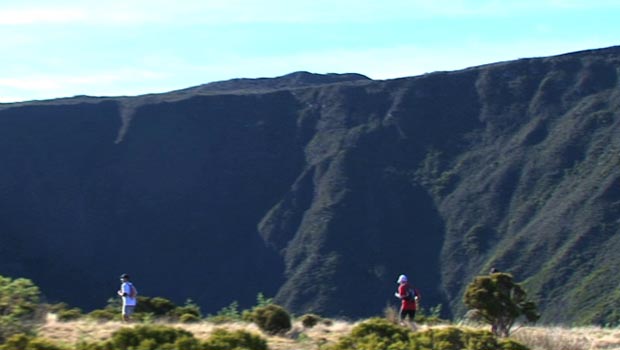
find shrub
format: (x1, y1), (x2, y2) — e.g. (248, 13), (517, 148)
(56, 308), (83, 322)
(172, 299), (202, 319)
(107, 325), (197, 350)
(415, 304), (446, 325)
(329, 318), (410, 350)
(350, 318), (409, 340)
(135, 296), (177, 317)
(255, 293), (273, 307)
(247, 304), (292, 335)
(202, 329), (267, 350)
(0, 275), (43, 342)
(499, 339), (530, 350)
(329, 322), (530, 350)
(464, 273), (539, 336)
(206, 301), (242, 324)
(0, 333), (30, 350)
(179, 313), (201, 323)
(86, 309), (116, 322)
(299, 314), (322, 328)
(0, 334), (63, 350)
(23, 338), (63, 350)
(409, 327), (530, 350)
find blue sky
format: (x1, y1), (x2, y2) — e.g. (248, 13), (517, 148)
(1, 0), (619, 102)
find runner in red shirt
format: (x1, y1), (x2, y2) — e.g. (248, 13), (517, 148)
(394, 274), (420, 327)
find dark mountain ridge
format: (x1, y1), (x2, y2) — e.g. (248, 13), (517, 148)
(1, 46), (619, 324)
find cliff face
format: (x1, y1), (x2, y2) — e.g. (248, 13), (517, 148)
(1, 49), (619, 323)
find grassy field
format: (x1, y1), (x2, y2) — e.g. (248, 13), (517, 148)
(37, 313), (620, 350)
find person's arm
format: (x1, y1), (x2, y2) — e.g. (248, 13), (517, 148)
(118, 283), (128, 296)
(394, 285), (405, 299)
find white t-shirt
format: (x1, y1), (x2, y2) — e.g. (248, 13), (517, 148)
(121, 282), (137, 306)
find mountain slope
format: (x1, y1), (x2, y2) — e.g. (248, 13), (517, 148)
(1, 47), (619, 324)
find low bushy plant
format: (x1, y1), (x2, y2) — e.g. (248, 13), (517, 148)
(0, 333), (30, 350)
(299, 314), (322, 328)
(107, 325), (197, 350)
(172, 299), (202, 319)
(135, 296), (177, 317)
(86, 309), (116, 322)
(206, 301), (242, 324)
(409, 327), (529, 350)
(329, 321), (530, 350)
(0, 333), (63, 350)
(329, 318), (410, 350)
(202, 329), (267, 350)
(86, 296), (203, 323)
(56, 308), (83, 322)
(246, 304), (291, 335)
(179, 313), (201, 323)
(415, 304), (447, 325)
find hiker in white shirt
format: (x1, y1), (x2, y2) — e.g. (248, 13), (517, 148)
(117, 273), (137, 322)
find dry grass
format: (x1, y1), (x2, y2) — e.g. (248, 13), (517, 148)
(37, 313), (356, 350)
(36, 314), (620, 350)
(509, 326), (620, 350)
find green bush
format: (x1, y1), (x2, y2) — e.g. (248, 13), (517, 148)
(107, 325), (197, 350)
(172, 300), (202, 319)
(499, 339), (530, 350)
(179, 313), (201, 323)
(56, 308), (83, 322)
(299, 314), (322, 328)
(0, 334), (63, 350)
(206, 301), (242, 324)
(23, 338), (63, 350)
(202, 329), (267, 350)
(86, 309), (116, 322)
(415, 304), (447, 325)
(0, 333), (30, 350)
(246, 304), (291, 335)
(409, 327), (529, 350)
(135, 296), (177, 317)
(329, 322), (530, 350)
(74, 326), (267, 350)
(350, 318), (409, 340)
(0, 275), (43, 342)
(88, 296), (203, 323)
(329, 318), (410, 350)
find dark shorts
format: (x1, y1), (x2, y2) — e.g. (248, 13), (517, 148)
(400, 309), (416, 321)
(122, 305), (136, 316)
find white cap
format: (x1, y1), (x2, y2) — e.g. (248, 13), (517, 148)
(397, 274), (408, 283)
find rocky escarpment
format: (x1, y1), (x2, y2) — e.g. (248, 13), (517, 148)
(1, 48), (619, 324)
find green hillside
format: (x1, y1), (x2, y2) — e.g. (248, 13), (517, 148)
(0, 47), (619, 324)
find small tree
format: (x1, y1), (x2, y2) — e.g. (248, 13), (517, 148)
(0, 275), (43, 342)
(463, 272), (539, 337)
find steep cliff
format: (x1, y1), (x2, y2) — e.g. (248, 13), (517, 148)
(1, 48), (619, 324)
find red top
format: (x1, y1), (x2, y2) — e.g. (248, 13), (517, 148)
(398, 283), (418, 310)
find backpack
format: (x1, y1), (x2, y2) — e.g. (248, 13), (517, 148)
(128, 283), (138, 298)
(404, 287), (417, 302)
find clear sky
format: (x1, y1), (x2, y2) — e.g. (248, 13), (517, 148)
(1, 0), (619, 102)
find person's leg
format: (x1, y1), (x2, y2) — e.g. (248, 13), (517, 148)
(122, 305), (134, 322)
(408, 310), (417, 330)
(399, 308), (407, 326)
